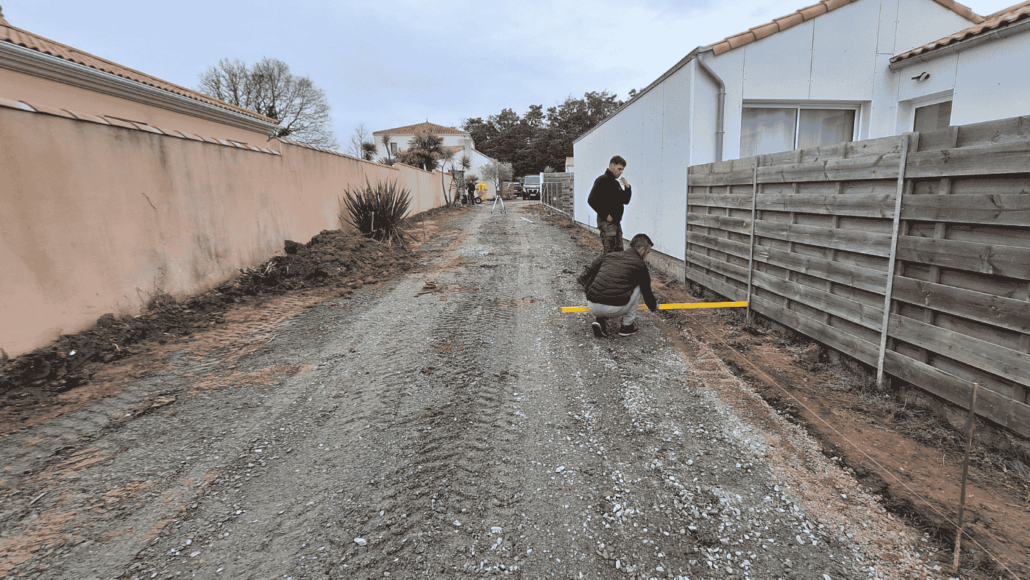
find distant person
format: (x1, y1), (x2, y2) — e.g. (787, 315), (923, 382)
(465, 179), (476, 205)
(587, 155), (632, 254)
(577, 233), (658, 338)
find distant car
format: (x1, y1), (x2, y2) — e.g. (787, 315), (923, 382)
(522, 175), (541, 200)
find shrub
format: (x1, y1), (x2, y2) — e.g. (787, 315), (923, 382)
(338, 178), (413, 246)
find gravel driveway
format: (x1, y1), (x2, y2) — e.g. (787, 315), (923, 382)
(1, 203), (952, 579)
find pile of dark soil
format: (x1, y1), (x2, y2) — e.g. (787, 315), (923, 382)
(0, 230), (418, 396)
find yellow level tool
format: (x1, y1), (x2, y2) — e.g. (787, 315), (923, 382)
(561, 301), (748, 313)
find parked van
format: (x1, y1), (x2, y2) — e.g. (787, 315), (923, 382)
(522, 175), (541, 200)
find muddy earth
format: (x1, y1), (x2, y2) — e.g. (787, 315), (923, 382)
(1, 202), (1027, 579)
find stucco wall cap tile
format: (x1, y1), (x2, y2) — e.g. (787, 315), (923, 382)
(65, 110), (110, 124)
(216, 138), (231, 146)
(0, 96), (36, 112)
(22, 102), (75, 119)
(132, 123), (163, 135)
(101, 116), (137, 130)
(199, 136), (220, 144)
(178, 131), (203, 141)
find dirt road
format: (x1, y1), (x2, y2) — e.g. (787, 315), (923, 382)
(3, 203), (954, 579)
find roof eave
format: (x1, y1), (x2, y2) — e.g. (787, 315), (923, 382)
(574, 47), (706, 145)
(889, 15), (1030, 69)
(0, 40), (278, 135)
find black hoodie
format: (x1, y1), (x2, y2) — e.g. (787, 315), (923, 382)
(587, 168), (632, 224)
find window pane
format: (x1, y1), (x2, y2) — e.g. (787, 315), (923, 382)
(740, 108), (797, 157)
(797, 109), (855, 149)
(913, 101), (952, 132)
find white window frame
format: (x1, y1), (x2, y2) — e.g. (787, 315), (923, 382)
(910, 93), (953, 132)
(896, 90), (953, 135)
(740, 101), (862, 152)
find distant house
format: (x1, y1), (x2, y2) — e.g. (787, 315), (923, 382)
(565, 157), (574, 174)
(373, 121), (500, 195)
(0, 11), (278, 145)
(574, 0), (1030, 261)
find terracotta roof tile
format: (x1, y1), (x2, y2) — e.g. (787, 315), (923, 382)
(892, 1), (1029, 62)
(799, 4), (828, 19)
(0, 22), (276, 125)
(372, 121), (469, 136)
(751, 22), (781, 40)
(707, 0), (982, 55)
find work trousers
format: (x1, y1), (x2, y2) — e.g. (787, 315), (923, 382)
(598, 220), (624, 254)
(587, 286), (643, 326)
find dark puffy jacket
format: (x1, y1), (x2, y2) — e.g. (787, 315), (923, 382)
(587, 169), (632, 224)
(577, 250), (657, 311)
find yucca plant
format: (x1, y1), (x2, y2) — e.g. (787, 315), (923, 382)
(338, 178), (413, 246)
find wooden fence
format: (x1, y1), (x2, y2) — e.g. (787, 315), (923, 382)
(685, 115), (1030, 437)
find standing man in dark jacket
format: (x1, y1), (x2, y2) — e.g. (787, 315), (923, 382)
(577, 233), (658, 337)
(587, 155), (632, 254)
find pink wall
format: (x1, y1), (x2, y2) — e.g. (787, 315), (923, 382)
(0, 67), (275, 147)
(0, 104), (450, 358)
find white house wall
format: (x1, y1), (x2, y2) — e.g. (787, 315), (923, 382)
(893, 27), (1030, 130)
(573, 63), (693, 260)
(574, 0), (983, 266)
(951, 30), (1030, 125)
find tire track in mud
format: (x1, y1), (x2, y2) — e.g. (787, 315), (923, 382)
(319, 209), (529, 577)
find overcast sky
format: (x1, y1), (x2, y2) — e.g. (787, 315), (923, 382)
(6, 0), (1017, 151)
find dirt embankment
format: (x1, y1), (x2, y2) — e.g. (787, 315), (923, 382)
(0, 210), (450, 432)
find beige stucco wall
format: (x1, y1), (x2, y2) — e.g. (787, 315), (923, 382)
(0, 105), (449, 358)
(0, 67), (275, 146)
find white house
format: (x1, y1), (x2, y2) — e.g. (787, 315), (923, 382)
(574, 0), (1029, 264)
(372, 121), (500, 196)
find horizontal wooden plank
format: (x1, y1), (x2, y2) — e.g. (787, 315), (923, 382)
(752, 270), (884, 331)
(757, 152), (902, 184)
(687, 193), (754, 210)
(901, 193), (1030, 226)
(906, 141), (1030, 179)
(757, 192), (896, 218)
(754, 221), (893, 257)
(754, 245), (888, 294)
(685, 231), (752, 260)
(888, 314), (1030, 389)
(953, 115), (1030, 148)
(750, 295), (880, 365)
(685, 250), (749, 286)
(891, 276), (1030, 335)
(896, 236), (1030, 279)
(687, 213), (752, 235)
(883, 350), (1030, 438)
(685, 268), (748, 302)
(688, 169), (754, 187)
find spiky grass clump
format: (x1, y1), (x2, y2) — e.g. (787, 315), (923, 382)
(339, 178), (413, 246)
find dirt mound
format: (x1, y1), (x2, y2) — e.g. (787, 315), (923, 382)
(0, 230), (417, 397)
(218, 229), (416, 296)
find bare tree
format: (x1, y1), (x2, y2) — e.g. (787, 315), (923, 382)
(348, 124), (372, 158)
(197, 57), (339, 149)
(480, 160), (514, 198)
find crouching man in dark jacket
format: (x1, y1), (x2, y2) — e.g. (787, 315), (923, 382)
(576, 233), (658, 337)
